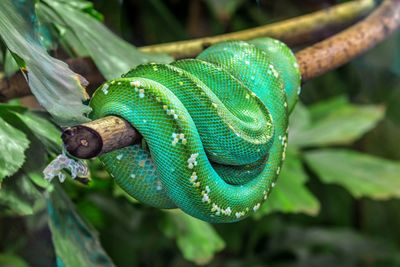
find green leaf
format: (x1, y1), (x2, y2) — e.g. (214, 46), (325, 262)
(304, 149), (400, 200)
(0, 117), (29, 182)
(291, 98), (385, 147)
(288, 101), (311, 142)
(14, 111), (61, 153)
(0, 254), (29, 267)
(4, 49), (20, 77)
(162, 210), (225, 265)
(256, 148), (320, 217)
(0, 1), (91, 126)
(47, 185), (115, 267)
(0, 173), (45, 216)
(41, 0), (173, 79)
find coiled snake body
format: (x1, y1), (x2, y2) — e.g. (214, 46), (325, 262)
(90, 38), (301, 223)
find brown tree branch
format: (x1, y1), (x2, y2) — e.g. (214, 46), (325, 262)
(141, 0), (375, 58)
(0, 0), (374, 102)
(62, 0), (400, 159)
(297, 0), (400, 81)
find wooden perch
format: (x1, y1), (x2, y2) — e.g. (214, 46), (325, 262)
(0, 0), (374, 102)
(61, 0), (400, 159)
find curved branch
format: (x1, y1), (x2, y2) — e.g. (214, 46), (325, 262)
(62, 0), (400, 159)
(141, 0), (375, 58)
(297, 0), (400, 81)
(0, 0), (374, 102)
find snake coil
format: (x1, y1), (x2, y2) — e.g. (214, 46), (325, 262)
(89, 38), (301, 223)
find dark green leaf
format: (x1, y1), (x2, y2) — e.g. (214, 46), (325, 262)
(162, 210), (225, 265)
(304, 149), (400, 200)
(0, 254), (29, 267)
(0, 173), (45, 216)
(256, 148), (320, 217)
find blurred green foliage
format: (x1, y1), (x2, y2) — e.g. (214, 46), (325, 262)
(0, 0), (399, 266)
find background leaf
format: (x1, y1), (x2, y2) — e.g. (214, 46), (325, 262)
(40, 0), (173, 79)
(0, 117), (29, 183)
(47, 185), (115, 267)
(0, 0), (91, 126)
(256, 148), (320, 217)
(162, 210), (225, 265)
(291, 97), (385, 147)
(304, 149), (400, 200)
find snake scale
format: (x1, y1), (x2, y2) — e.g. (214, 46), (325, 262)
(89, 38), (301, 223)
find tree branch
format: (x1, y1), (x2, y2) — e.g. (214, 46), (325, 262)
(141, 0), (375, 58)
(0, 0), (374, 102)
(61, 0), (400, 159)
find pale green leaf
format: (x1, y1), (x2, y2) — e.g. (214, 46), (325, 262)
(291, 99), (384, 147)
(0, 117), (29, 182)
(42, 0), (173, 79)
(304, 149), (400, 200)
(0, 1), (91, 126)
(162, 210), (225, 265)
(256, 148), (320, 217)
(47, 185), (115, 267)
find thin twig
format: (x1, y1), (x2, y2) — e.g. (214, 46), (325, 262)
(61, 0), (400, 159)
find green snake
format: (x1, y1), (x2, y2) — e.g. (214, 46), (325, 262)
(89, 38), (301, 223)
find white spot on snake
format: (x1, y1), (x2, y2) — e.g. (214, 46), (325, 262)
(130, 174), (136, 179)
(272, 182), (276, 187)
(235, 211), (244, 219)
(245, 94), (250, 99)
(202, 193), (210, 203)
(205, 186), (210, 194)
(245, 60), (250, 65)
(225, 207), (232, 216)
(276, 166), (280, 175)
(156, 180), (162, 191)
(143, 119), (147, 123)
(179, 81), (184, 86)
(116, 154), (123, 160)
(101, 84), (109, 95)
(117, 82), (121, 85)
(212, 103), (218, 108)
(251, 76), (255, 80)
(131, 80), (141, 87)
(293, 62), (299, 69)
(139, 88), (145, 98)
(297, 86), (302, 95)
(190, 172), (198, 183)
(187, 153), (199, 169)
